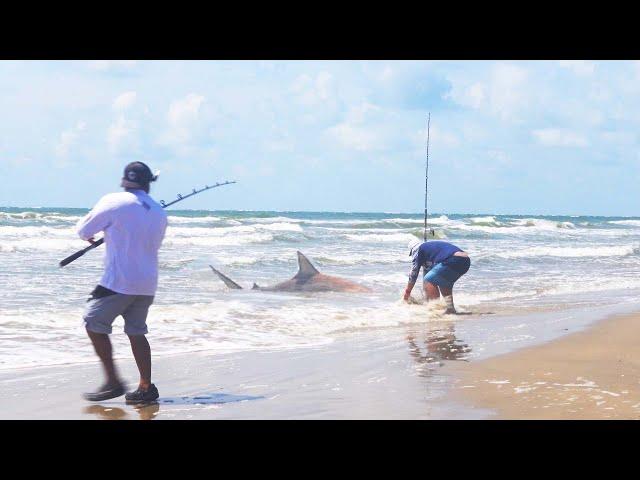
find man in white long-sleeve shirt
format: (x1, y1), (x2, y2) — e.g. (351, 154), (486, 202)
(76, 162), (167, 403)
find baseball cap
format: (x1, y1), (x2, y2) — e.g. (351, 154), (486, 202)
(120, 162), (158, 189)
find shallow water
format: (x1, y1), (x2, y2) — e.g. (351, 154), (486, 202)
(1, 207), (640, 370)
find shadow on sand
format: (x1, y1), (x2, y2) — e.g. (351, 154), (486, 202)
(157, 393), (264, 405)
(83, 393), (264, 420)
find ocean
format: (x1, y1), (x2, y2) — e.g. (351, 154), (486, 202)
(2, 207), (640, 371)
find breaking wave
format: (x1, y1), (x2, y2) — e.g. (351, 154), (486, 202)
(485, 245), (639, 259)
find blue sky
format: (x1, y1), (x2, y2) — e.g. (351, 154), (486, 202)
(0, 60), (638, 216)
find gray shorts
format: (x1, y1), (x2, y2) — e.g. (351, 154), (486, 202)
(83, 293), (155, 335)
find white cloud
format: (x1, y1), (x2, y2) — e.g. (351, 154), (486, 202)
(328, 122), (378, 151)
(465, 83), (486, 109)
(449, 82), (485, 110)
(487, 149), (512, 165)
(380, 65), (394, 82)
(107, 116), (136, 153)
(488, 63), (529, 120)
(447, 63), (528, 120)
(292, 72), (335, 107)
(88, 60), (137, 71)
(54, 121), (86, 160)
(532, 128), (589, 147)
(414, 125), (460, 149)
(600, 131), (636, 144)
(168, 93), (205, 126)
(327, 102), (385, 152)
(264, 131), (295, 152)
(5, 157), (33, 167)
(557, 60), (595, 76)
(164, 93), (205, 145)
(113, 91), (137, 111)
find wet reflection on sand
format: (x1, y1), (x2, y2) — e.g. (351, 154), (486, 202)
(407, 323), (471, 377)
(83, 402), (160, 420)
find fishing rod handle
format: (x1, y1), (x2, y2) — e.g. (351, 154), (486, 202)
(59, 238), (104, 267)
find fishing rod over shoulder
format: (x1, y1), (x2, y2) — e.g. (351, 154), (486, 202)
(59, 180), (236, 268)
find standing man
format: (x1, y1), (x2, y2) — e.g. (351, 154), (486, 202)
(76, 162), (168, 403)
(403, 239), (470, 314)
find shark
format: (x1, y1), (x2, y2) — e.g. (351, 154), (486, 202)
(209, 251), (371, 293)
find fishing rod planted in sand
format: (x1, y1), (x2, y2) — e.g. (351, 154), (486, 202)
(59, 180), (237, 268)
(424, 112), (434, 241)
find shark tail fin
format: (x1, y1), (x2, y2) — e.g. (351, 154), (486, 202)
(209, 265), (243, 289)
(295, 251), (320, 279)
(252, 283), (260, 290)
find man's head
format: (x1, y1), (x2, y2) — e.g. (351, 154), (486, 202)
(408, 238), (422, 256)
(121, 162), (158, 193)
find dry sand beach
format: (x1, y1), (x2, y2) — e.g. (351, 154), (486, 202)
(449, 312), (640, 419)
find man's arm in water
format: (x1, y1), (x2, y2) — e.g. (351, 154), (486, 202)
(403, 249), (422, 301)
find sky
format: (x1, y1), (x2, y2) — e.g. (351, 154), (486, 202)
(0, 60), (638, 216)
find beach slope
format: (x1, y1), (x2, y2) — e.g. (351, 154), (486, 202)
(451, 312), (640, 419)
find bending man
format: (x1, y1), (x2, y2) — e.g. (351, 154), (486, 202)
(76, 162), (167, 403)
(403, 239), (470, 314)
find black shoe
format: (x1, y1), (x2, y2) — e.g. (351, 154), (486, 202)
(125, 384), (159, 404)
(83, 382), (126, 402)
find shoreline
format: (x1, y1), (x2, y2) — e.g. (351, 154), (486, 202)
(0, 327), (479, 420)
(448, 311), (640, 419)
(2, 301), (640, 419)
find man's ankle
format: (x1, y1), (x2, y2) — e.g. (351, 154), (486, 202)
(139, 381), (152, 391)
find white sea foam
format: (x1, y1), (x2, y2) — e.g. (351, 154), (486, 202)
(0, 225), (75, 238)
(313, 251), (407, 265)
(0, 297), (453, 370)
(3, 209), (640, 371)
(344, 233), (417, 243)
(486, 245), (638, 259)
(163, 233), (274, 247)
(166, 222), (303, 238)
(609, 220), (640, 227)
(166, 215), (223, 224)
(511, 218), (576, 230)
(469, 216), (503, 227)
(0, 238), (86, 252)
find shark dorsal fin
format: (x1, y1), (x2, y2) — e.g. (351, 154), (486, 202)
(295, 251), (319, 279)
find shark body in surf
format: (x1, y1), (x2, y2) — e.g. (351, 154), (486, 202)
(209, 251), (371, 293)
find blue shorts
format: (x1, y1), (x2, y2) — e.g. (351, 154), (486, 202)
(424, 256), (470, 289)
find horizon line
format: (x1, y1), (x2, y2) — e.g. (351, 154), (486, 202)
(0, 205), (637, 218)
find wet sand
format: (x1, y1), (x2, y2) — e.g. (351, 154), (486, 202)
(0, 326), (481, 420)
(4, 307), (639, 420)
(449, 312), (640, 419)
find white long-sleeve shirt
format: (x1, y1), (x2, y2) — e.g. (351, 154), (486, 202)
(76, 190), (168, 296)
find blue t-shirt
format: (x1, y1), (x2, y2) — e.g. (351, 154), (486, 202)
(408, 241), (464, 283)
